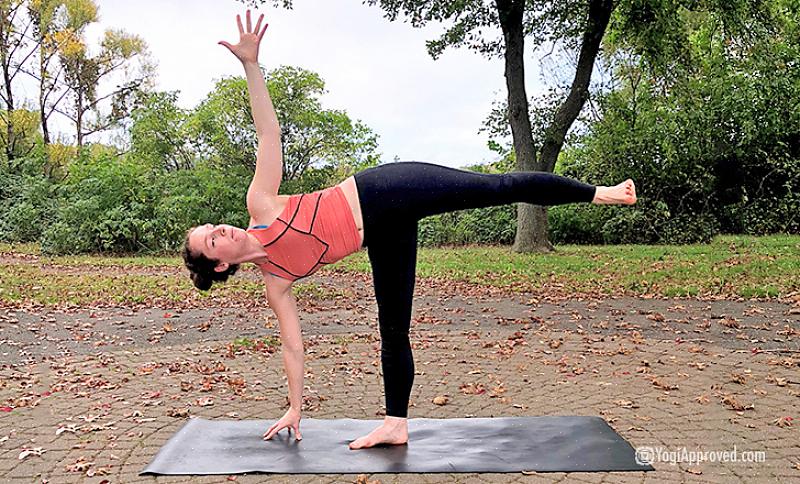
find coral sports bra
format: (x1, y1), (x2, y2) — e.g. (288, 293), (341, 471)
(246, 185), (362, 281)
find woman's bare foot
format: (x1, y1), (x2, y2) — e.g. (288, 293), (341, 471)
(349, 416), (408, 449)
(592, 179), (637, 205)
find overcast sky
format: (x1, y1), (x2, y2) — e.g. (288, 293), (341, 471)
(72, 0), (558, 168)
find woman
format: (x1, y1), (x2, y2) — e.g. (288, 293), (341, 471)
(184, 10), (637, 451)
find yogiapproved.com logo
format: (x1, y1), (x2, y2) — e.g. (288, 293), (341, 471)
(635, 446), (765, 466)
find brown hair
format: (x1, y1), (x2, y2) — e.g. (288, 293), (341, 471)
(182, 227), (239, 290)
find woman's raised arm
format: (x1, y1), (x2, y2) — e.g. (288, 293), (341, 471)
(219, 10), (282, 196)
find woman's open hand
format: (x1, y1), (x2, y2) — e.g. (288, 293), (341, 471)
(263, 407), (302, 441)
(219, 10), (268, 64)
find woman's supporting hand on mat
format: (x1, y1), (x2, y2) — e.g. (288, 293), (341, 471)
(263, 407), (302, 441)
(219, 9), (268, 64)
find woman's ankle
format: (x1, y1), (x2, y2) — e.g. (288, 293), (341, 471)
(384, 415), (408, 428)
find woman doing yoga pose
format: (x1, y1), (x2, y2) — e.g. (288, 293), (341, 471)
(183, 11), (637, 450)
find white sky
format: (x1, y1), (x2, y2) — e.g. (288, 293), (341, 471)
(70, 0), (557, 168)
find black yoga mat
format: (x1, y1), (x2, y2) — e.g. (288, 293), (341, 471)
(140, 416), (653, 475)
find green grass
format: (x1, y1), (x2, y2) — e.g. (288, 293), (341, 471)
(0, 234), (797, 306)
(333, 234), (799, 298)
(231, 336), (281, 350)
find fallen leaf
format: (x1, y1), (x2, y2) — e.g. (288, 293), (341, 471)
(720, 317), (740, 328)
(86, 466), (110, 477)
(651, 377), (678, 391)
(167, 408), (190, 418)
(355, 473), (381, 484)
(721, 395), (754, 411)
(459, 382), (486, 395)
(432, 396), (449, 406)
(18, 447), (46, 460)
(773, 416), (793, 428)
(65, 457), (93, 473)
(730, 373), (747, 385)
(56, 424), (80, 435)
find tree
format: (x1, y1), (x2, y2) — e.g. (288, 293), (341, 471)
(51, 0), (154, 147)
(0, 106), (40, 160)
(0, 0), (38, 164)
(564, 1), (796, 241)
(128, 90), (195, 171)
(190, 65), (379, 189)
(27, 0), (71, 147)
(361, 0), (775, 251)
(336, 0), (616, 252)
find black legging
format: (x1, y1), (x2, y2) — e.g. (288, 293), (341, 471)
(353, 162), (596, 418)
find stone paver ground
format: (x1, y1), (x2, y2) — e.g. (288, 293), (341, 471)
(1, 272), (798, 483)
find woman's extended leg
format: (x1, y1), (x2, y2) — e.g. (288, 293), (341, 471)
(354, 161), (600, 231)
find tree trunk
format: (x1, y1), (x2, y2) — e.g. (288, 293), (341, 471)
(496, 0), (551, 253)
(2, 66), (14, 163)
(76, 90), (83, 147)
(38, 43), (50, 145)
(539, 0), (615, 173)
(0, 15), (15, 163)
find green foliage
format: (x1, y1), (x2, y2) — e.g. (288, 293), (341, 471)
(3, 62), (382, 255)
(190, 66), (379, 187)
(548, 204), (610, 245)
(418, 205), (517, 247)
(41, 148), (157, 254)
(0, 152), (56, 243)
(129, 90), (195, 171)
(190, 76), (256, 171)
(151, 163), (251, 251)
(0, 109), (43, 161)
(547, 1), (800, 243)
(38, 149), (253, 254)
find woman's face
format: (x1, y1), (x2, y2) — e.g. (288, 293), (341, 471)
(188, 223), (250, 268)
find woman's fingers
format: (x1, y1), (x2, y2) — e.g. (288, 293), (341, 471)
(253, 14), (263, 35)
(264, 426), (279, 440)
(263, 422), (279, 439)
(258, 23), (268, 41)
(246, 10), (252, 32)
(236, 14), (244, 35)
(293, 423), (302, 440)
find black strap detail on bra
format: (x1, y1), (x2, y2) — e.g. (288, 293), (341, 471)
(262, 192), (331, 279)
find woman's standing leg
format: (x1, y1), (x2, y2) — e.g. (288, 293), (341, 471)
(348, 218), (418, 449)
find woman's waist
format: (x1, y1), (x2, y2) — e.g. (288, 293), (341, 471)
(336, 177), (364, 238)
